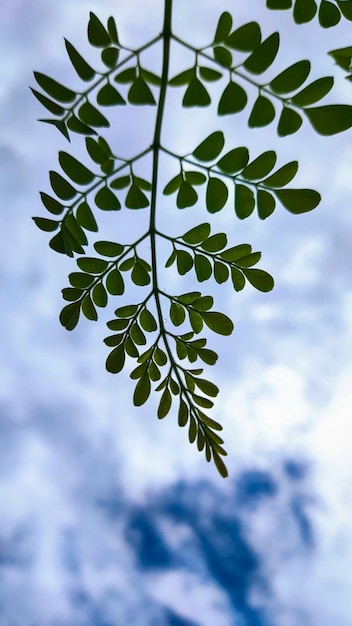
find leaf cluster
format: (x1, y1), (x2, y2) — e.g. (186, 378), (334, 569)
(32, 5), (352, 476)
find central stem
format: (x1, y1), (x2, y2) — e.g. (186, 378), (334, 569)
(149, 0), (172, 313)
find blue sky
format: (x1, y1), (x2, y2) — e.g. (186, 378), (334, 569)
(1, 1), (352, 624)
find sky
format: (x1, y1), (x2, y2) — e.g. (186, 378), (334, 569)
(1, 0), (352, 624)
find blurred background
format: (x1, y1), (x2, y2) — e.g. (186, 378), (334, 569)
(1, 1), (352, 624)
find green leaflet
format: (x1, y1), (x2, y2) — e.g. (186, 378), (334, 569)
(182, 223), (211, 244)
(329, 46), (352, 72)
(248, 95), (276, 127)
(31, 89), (65, 116)
(290, 77), (334, 106)
(304, 105), (352, 135)
(76, 202), (98, 232)
(32, 217), (59, 232)
(318, 0), (340, 28)
(244, 32), (280, 74)
(79, 102), (109, 127)
(40, 193), (64, 215)
(125, 184), (149, 209)
(88, 12), (112, 47)
(277, 107), (302, 136)
(294, 0), (317, 23)
(33, 71), (76, 103)
(97, 84), (126, 106)
(218, 82), (247, 115)
(213, 46), (233, 68)
(95, 187), (121, 211)
(270, 60), (311, 94)
(65, 39), (96, 81)
(206, 177), (228, 213)
(214, 12), (233, 43)
(217, 147), (249, 174)
(226, 22), (262, 51)
(202, 311), (234, 336)
(49, 171), (76, 200)
(177, 181), (198, 208)
(59, 152), (95, 185)
(102, 47), (120, 68)
(275, 188), (321, 213)
(262, 161), (298, 187)
(94, 241), (124, 257)
(242, 151), (277, 180)
(128, 77), (156, 105)
(193, 131), (224, 161)
(183, 78), (211, 107)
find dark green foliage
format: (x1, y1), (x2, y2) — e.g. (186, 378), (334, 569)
(32, 4), (351, 477)
(266, 0), (352, 26)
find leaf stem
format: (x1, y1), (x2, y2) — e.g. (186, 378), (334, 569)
(149, 0), (172, 327)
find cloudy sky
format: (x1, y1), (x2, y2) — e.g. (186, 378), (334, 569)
(1, 1), (352, 624)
